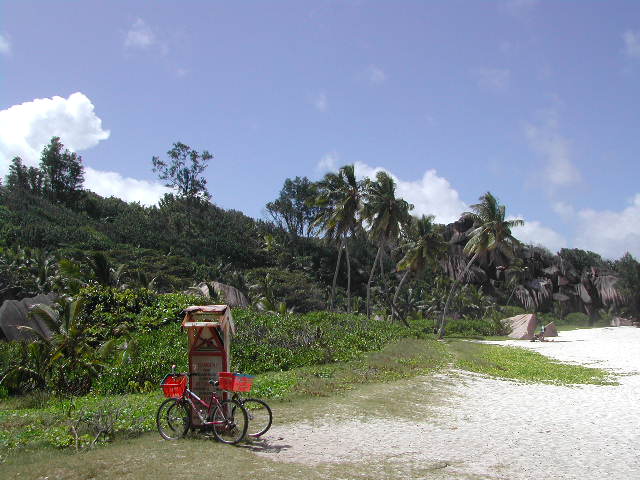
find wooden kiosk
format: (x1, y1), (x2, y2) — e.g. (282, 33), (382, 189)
(181, 305), (235, 426)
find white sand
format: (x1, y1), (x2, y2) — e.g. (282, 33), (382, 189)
(257, 327), (640, 479)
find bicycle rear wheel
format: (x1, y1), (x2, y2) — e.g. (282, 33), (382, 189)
(242, 398), (273, 438)
(157, 398), (191, 440)
(211, 400), (248, 445)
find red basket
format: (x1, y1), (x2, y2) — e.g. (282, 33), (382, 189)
(161, 374), (187, 398)
(218, 372), (254, 392)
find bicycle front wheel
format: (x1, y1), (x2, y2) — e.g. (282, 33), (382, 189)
(211, 400), (248, 445)
(242, 398), (273, 438)
(157, 398), (191, 440)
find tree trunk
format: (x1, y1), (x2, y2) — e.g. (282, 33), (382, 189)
(439, 252), (479, 339)
(390, 269), (411, 327)
(366, 244), (383, 319)
(345, 242), (351, 313)
(330, 239), (344, 311)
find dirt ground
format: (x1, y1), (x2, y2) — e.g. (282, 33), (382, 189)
(4, 327), (639, 480)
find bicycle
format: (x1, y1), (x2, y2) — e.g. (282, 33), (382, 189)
(157, 366), (249, 444)
(231, 392), (272, 438)
(215, 372), (272, 438)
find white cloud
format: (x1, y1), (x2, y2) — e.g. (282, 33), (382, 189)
(0, 34), (10, 55)
(473, 68), (511, 91)
(573, 194), (640, 259)
(510, 216), (566, 253)
(623, 30), (640, 59)
(313, 92), (327, 112)
(0, 92), (110, 176)
(85, 167), (170, 206)
(367, 65), (387, 84)
(525, 110), (581, 187)
(125, 18), (156, 49)
(316, 152), (338, 172)
(0, 93), (169, 206)
(353, 162), (467, 224)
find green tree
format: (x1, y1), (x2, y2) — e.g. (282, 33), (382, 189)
(394, 215), (445, 323)
(39, 137), (85, 204)
(439, 192), (523, 338)
(361, 171), (413, 318)
(152, 142), (212, 237)
(152, 142), (212, 201)
(614, 252), (640, 316)
(314, 165), (363, 311)
(266, 176), (322, 240)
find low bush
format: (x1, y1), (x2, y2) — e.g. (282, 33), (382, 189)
(93, 309), (430, 394)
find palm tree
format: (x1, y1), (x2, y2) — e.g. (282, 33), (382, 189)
(314, 165), (363, 312)
(361, 171), (413, 318)
(439, 192), (523, 338)
(5, 298), (103, 394)
(393, 215), (446, 323)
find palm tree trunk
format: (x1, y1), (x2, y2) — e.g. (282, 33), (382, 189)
(366, 244), (383, 319)
(345, 242), (351, 313)
(439, 252), (479, 339)
(393, 270), (410, 307)
(330, 239), (344, 311)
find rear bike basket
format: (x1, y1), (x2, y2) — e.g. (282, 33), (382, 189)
(160, 374), (187, 398)
(218, 372), (254, 392)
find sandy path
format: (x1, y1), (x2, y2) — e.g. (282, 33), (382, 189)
(256, 327), (640, 480)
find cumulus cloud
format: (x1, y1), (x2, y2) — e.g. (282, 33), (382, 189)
(0, 92), (110, 176)
(313, 92), (327, 112)
(510, 216), (566, 253)
(0, 34), (10, 55)
(473, 67), (511, 91)
(125, 18), (156, 49)
(573, 194), (640, 259)
(367, 65), (387, 84)
(0, 93), (169, 206)
(316, 152), (338, 172)
(85, 167), (170, 206)
(353, 162), (467, 224)
(623, 30), (640, 59)
(525, 110), (581, 187)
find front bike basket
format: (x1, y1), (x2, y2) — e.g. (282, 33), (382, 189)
(160, 374), (188, 398)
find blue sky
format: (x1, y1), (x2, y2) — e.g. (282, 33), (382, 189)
(1, 1), (639, 259)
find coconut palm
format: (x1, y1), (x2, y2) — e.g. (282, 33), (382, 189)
(439, 192), (523, 338)
(361, 171), (413, 318)
(314, 165), (363, 311)
(393, 215), (446, 323)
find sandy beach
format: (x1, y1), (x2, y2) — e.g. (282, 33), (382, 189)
(258, 327), (640, 479)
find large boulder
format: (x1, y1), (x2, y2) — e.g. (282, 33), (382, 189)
(186, 281), (249, 308)
(0, 293), (57, 342)
(211, 282), (249, 308)
(610, 317), (634, 327)
(503, 313), (538, 340)
(543, 322), (558, 337)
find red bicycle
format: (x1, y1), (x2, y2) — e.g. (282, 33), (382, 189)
(157, 366), (249, 444)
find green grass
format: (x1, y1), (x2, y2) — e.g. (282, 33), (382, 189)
(449, 340), (616, 385)
(0, 337), (450, 454)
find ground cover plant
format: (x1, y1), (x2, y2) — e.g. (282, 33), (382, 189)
(449, 341), (616, 385)
(0, 330), (616, 455)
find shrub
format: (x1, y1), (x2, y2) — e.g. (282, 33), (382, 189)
(443, 317), (508, 337)
(563, 312), (590, 325)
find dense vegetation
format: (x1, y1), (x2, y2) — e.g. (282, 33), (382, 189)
(0, 137), (637, 452)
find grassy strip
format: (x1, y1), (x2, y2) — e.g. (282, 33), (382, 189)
(449, 340), (616, 385)
(0, 337), (449, 454)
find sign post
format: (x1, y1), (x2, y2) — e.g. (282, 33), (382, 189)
(181, 305), (235, 427)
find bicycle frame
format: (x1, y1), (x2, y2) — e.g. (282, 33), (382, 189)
(180, 384), (229, 427)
